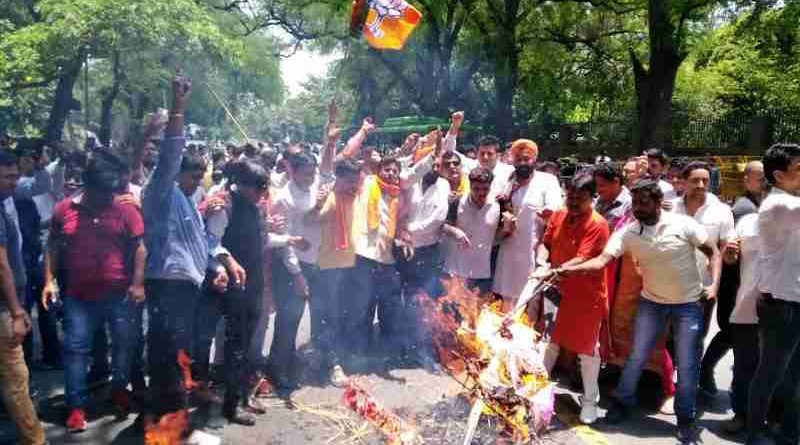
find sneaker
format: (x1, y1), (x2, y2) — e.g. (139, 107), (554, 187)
(66, 408), (88, 433)
(579, 397), (599, 425)
(330, 365), (348, 388)
(604, 398), (630, 424)
(677, 420), (700, 443)
(111, 389), (132, 418)
(721, 414), (746, 435)
(659, 396), (676, 415)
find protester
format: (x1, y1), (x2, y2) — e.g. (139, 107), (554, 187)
(0, 150), (46, 445)
(42, 150), (145, 431)
(142, 76), (229, 419)
(537, 173), (610, 425)
(747, 143), (800, 445)
(671, 161), (732, 396)
(557, 179), (720, 442)
(492, 139), (562, 307)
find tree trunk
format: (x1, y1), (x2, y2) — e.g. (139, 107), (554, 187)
(99, 51), (123, 146)
(494, 27), (519, 142)
(491, 0), (521, 142)
(45, 57), (83, 142)
(632, 0), (684, 150)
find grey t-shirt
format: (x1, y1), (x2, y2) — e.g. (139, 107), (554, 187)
(731, 194), (759, 223)
(0, 199), (27, 301)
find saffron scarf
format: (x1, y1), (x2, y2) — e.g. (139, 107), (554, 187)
(367, 176), (401, 238)
(455, 173), (469, 196)
(331, 193), (355, 251)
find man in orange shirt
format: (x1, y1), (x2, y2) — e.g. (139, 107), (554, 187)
(535, 173), (610, 424)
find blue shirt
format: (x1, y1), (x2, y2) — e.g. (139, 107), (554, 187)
(143, 136), (215, 286)
(0, 198), (26, 304)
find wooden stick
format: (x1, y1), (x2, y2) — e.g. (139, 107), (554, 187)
(206, 85), (250, 142)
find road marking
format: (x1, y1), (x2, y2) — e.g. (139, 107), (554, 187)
(554, 394), (612, 445)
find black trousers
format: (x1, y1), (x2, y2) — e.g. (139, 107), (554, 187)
(747, 297), (800, 442)
(145, 279), (200, 414)
(700, 263), (738, 380)
(731, 324), (759, 417)
(222, 283), (263, 409)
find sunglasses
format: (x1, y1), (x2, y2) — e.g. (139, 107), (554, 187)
(443, 160), (461, 167)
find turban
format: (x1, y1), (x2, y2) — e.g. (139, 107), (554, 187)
(510, 139), (539, 160)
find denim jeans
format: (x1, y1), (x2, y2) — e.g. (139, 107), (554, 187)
(146, 279), (200, 413)
(616, 297), (704, 423)
(346, 255), (402, 357)
(314, 267), (349, 368)
(63, 295), (137, 409)
(270, 257), (306, 382)
(747, 297), (800, 442)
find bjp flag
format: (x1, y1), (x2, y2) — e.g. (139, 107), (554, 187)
(350, 0), (422, 50)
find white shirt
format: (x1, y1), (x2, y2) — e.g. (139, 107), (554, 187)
(659, 179), (677, 201)
(756, 188), (800, 302)
(492, 172), (563, 299)
(445, 196), (501, 279)
(444, 134), (514, 198)
(272, 174), (335, 265)
(672, 193), (735, 284)
(604, 211), (709, 304)
(730, 214), (760, 324)
(407, 178), (450, 248)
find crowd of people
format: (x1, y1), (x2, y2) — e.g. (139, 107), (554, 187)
(0, 74), (797, 445)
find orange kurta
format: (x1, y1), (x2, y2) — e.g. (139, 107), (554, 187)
(544, 209), (610, 355)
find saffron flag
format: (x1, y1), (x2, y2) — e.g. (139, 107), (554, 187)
(350, 0), (422, 50)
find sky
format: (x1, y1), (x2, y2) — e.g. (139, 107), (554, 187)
(280, 48), (339, 97)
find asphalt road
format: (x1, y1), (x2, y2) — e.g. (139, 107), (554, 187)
(2, 303), (740, 445)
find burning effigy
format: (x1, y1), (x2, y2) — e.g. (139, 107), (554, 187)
(417, 276), (557, 443)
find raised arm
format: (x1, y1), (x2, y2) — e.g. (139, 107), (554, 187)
(336, 118), (376, 162)
(143, 76), (190, 213)
(320, 99), (339, 176)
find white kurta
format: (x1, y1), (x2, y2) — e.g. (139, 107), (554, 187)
(492, 172), (563, 299)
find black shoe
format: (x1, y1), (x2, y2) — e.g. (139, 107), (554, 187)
(224, 406), (256, 426)
(721, 414), (746, 435)
(699, 372), (718, 397)
(677, 420), (701, 443)
(604, 398), (630, 424)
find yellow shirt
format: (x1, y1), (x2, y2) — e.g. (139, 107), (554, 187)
(318, 193), (356, 270)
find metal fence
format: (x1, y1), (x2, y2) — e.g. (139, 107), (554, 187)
(525, 109), (800, 159)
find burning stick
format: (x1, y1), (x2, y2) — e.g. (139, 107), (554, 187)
(342, 379), (423, 445)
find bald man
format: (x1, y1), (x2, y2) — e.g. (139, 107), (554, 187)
(731, 161), (766, 223)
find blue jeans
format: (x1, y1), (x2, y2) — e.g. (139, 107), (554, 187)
(616, 297), (704, 423)
(345, 255), (402, 357)
(63, 295), (137, 409)
(314, 267), (349, 367)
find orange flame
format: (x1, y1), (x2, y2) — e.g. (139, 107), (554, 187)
(416, 277), (551, 442)
(144, 410), (188, 445)
(177, 349), (199, 391)
(144, 348), (198, 444)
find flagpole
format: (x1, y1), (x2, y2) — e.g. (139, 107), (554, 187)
(206, 85), (250, 143)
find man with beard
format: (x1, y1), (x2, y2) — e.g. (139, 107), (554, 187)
(42, 151), (146, 432)
(536, 173), (610, 425)
(556, 179), (720, 442)
(492, 139), (562, 308)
